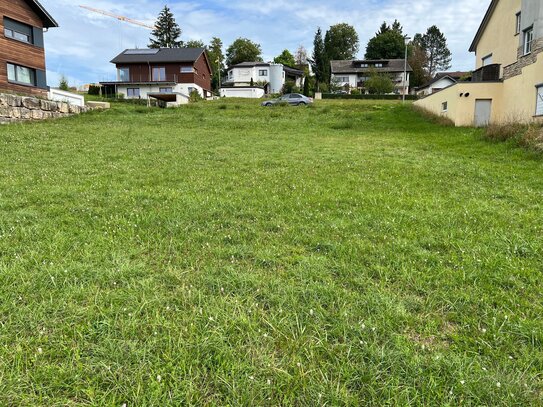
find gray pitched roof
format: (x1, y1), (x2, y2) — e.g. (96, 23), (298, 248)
(231, 61), (270, 68)
(27, 0), (58, 28)
(331, 59), (412, 74)
(111, 48), (206, 64)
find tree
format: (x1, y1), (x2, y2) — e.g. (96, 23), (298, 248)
(207, 37), (224, 91)
(294, 45), (308, 66)
(184, 39), (205, 48)
(365, 21), (406, 59)
(365, 72), (394, 94)
(408, 34), (429, 88)
(225, 38), (262, 67)
(274, 49), (296, 67)
(58, 75), (69, 91)
(324, 23), (359, 61)
(303, 76), (310, 96)
(310, 27), (328, 89)
(419, 25), (452, 77)
(149, 6), (182, 48)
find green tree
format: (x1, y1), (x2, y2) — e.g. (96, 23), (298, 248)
(225, 38), (262, 67)
(365, 70), (394, 94)
(303, 76), (310, 96)
(184, 39), (205, 48)
(294, 45), (308, 66)
(408, 34), (429, 88)
(207, 37), (224, 91)
(419, 25), (452, 77)
(310, 28), (328, 90)
(324, 23), (359, 61)
(274, 49), (296, 67)
(365, 21), (406, 59)
(149, 6), (182, 48)
(58, 75), (69, 91)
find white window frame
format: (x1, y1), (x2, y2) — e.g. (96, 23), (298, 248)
(536, 85), (543, 117)
(180, 66), (194, 73)
(441, 101), (448, 112)
(258, 69), (268, 76)
(482, 54), (493, 66)
(152, 66), (166, 81)
(523, 26), (533, 55)
(159, 87), (173, 94)
(515, 12), (521, 35)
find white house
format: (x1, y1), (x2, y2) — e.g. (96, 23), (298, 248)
(415, 72), (470, 96)
(330, 59), (412, 94)
(221, 62), (304, 98)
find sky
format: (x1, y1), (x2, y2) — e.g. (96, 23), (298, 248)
(39, 0), (491, 87)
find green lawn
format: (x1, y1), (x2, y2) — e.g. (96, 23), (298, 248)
(0, 99), (541, 406)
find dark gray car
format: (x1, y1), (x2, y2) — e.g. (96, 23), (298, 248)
(261, 93), (314, 107)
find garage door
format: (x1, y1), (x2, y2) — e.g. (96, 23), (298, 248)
(537, 86), (543, 116)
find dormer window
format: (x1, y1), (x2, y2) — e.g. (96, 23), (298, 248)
(523, 26), (533, 55)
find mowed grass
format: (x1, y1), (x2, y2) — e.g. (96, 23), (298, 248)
(0, 99), (542, 406)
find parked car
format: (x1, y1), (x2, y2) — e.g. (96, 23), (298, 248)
(261, 94), (314, 107)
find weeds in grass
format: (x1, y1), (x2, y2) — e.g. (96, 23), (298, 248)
(330, 120), (355, 130)
(218, 104), (228, 110)
(484, 122), (543, 153)
(411, 105), (455, 126)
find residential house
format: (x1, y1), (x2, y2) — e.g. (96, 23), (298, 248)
(0, 0), (57, 96)
(415, 0), (543, 126)
(220, 62), (304, 98)
(330, 59), (412, 94)
(415, 72), (470, 96)
(100, 48), (213, 106)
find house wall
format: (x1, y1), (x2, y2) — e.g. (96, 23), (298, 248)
(475, 0), (521, 73)
(416, 77), (456, 96)
(116, 53), (212, 92)
(227, 64), (287, 94)
(0, 0), (48, 96)
(116, 83), (204, 103)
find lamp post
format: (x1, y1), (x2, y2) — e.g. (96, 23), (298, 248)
(403, 35), (411, 103)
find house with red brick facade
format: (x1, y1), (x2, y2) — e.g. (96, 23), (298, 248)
(0, 0), (58, 96)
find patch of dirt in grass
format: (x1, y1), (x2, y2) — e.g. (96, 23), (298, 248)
(406, 321), (459, 350)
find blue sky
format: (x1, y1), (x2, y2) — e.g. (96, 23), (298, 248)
(39, 0), (491, 87)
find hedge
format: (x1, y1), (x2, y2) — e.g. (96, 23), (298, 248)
(322, 94), (418, 101)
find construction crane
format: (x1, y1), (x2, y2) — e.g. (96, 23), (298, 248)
(79, 5), (155, 30)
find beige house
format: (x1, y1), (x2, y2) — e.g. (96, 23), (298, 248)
(415, 0), (543, 126)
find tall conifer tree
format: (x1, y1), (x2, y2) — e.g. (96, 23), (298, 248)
(149, 6), (182, 48)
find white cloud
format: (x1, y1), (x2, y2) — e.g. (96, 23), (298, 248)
(39, 0), (491, 85)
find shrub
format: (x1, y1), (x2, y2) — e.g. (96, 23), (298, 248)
(484, 123), (526, 142)
(520, 125), (543, 151)
(189, 90), (203, 103)
(350, 89), (361, 95)
(323, 94), (418, 101)
(365, 73), (394, 95)
(59, 75), (70, 91)
(88, 85), (101, 96)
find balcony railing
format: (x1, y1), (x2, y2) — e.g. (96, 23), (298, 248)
(113, 74), (180, 83)
(472, 64), (501, 82)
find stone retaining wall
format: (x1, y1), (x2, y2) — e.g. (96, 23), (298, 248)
(0, 93), (91, 124)
(503, 38), (543, 80)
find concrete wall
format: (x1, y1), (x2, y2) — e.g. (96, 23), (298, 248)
(116, 83), (203, 105)
(220, 87), (265, 98)
(0, 92), (89, 124)
(48, 88), (85, 107)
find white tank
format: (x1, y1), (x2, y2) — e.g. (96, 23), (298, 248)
(268, 64), (284, 94)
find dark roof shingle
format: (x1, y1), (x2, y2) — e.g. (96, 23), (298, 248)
(111, 48), (205, 64)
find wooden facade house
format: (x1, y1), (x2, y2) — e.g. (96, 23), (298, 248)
(0, 0), (57, 96)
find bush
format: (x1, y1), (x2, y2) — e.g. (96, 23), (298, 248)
(484, 123), (526, 142)
(350, 89), (361, 95)
(59, 75), (70, 91)
(189, 90), (204, 103)
(365, 73), (394, 95)
(323, 94), (418, 100)
(88, 85), (101, 96)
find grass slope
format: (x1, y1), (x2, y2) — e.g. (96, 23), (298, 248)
(0, 100), (542, 406)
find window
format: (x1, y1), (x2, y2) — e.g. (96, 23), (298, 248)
(228, 70), (233, 79)
(516, 12), (521, 35)
(441, 101), (448, 112)
(3, 18), (33, 44)
(6, 63), (35, 85)
(259, 69), (268, 76)
(482, 54), (493, 66)
(181, 66), (194, 73)
(524, 27), (533, 55)
(361, 63), (369, 68)
(127, 88), (140, 98)
(118, 67), (129, 81)
(536, 86), (543, 116)
(159, 87), (173, 93)
(335, 76), (349, 83)
(152, 67), (166, 81)
(375, 63), (383, 68)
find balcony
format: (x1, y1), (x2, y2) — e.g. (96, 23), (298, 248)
(103, 74), (180, 84)
(472, 64), (501, 82)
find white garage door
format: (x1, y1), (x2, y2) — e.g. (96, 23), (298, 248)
(537, 86), (543, 116)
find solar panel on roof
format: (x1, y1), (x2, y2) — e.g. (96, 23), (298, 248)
(124, 49), (160, 55)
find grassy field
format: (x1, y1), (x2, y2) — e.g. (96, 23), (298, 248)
(0, 99), (542, 406)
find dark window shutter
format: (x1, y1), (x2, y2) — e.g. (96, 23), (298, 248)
(36, 69), (47, 89)
(33, 27), (44, 48)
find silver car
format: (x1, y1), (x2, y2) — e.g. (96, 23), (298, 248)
(261, 93), (314, 107)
